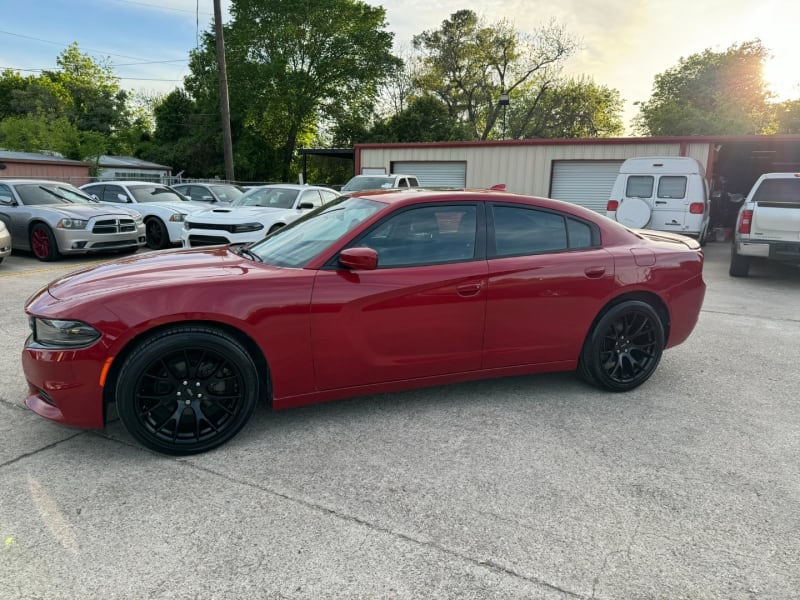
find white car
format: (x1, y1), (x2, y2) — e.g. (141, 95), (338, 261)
(0, 219), (12, 263)
(171, 182), (245, 205)
(182, 184), (338, 247)
(81, 181), (212, 249)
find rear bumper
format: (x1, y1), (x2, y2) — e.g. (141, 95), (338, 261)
(736, 240), (800, 262)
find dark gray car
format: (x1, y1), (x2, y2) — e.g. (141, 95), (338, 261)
(0, 179), (146, 261)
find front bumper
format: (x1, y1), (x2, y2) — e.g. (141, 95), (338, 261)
(181, 228), (262, 247)
(53, 226), (146, 255)
(22, 337), (109, 429)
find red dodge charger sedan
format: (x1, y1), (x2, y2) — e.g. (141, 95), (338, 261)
(22, 189), (706, 454)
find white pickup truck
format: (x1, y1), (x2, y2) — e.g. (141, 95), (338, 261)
(730, 173), (800, 276)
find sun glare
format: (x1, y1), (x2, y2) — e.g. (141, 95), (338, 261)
(764, 55), (800, 102)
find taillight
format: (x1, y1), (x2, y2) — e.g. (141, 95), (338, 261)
(607, 200), (619, 211)
(738, 209), (753, 234)
(689, 202), (704, 214)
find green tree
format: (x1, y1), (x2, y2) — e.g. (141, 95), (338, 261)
(185, 0), (400, 181)
(413, 10), (577, 140)
(634, 40), (774, 136)
(774, 99), (800, 133)
(47, 42), (131, 135)
(369, 96), (471, 142)
(508, 77), (624, 139)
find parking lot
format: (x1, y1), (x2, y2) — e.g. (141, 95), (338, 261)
(1, 242), (799, 599)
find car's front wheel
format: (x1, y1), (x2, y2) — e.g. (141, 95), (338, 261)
(30, 223), (60, 261)
(578, 300), (664, 392)
(115, 326), (259, 455)
(145, 217), (170, 249)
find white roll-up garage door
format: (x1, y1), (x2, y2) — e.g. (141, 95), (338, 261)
(391, 161), (466, 187)
(550, 160), (624, 214)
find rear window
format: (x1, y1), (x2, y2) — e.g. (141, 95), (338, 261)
(657, 176), (687, 199)
(752, 178), (800, 203)
(625, 176), (654, 198)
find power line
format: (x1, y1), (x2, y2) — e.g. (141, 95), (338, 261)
(107, 0), (212, 16)
(0, 29), (186, 63)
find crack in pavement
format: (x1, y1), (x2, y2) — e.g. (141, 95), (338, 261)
(0, 432), (87, 469)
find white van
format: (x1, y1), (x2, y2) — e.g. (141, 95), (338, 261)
(606, 157), (710, 241)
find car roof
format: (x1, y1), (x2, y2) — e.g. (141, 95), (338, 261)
(352, 187), (616, 223)
(244, 183), (334, 191)
(1, 179), (81, 186)
(81, 181), (172, 187)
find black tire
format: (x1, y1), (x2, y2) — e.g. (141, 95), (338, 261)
(729, 245), (750, 277)
(115, 326), (259, 455)
(30, 223), (60, 261)
(268, 223), (284, 234)
(578, 300), (665, 392)
(145, 217), (170, 250)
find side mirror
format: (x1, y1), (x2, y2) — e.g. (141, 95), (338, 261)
(339, 247), (378, 270)
(201, 195), (214, 201)
(117, 193), (130, 203)
(0, 195), (16, 206)
(298, 202), (315, 210)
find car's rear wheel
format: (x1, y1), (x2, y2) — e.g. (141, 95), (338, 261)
(30, 223), (60, 261)
(115, 326), (259, 455)
(145, 218), (170, 249)
(578, 300), (664, 392)
(729, 245), (750, 277)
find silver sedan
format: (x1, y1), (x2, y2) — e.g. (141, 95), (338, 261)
(0, 179), (146, 261)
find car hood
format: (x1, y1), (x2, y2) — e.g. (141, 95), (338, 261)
(189, 206), (293, 223)
(45, 246), (283, 301)
(137, 200), (210, 213)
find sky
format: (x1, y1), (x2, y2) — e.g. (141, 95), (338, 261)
(1, 0), (799, 131)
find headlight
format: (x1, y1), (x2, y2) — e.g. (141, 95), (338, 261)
(56, 218), (88, 229)
(133, 215), (144, 225)
(32, 318), (101, 347)
(169, 213), (187, 222)
(232, 223), (264, 233)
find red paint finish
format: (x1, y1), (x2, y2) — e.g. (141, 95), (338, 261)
(21, 189), (706, 431)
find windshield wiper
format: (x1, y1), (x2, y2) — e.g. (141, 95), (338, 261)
(39, 186), (74, 203)
(235, 246), (263, 262)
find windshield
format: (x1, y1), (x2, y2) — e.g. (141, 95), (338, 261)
(249, 196), (386, 267)
(15, 184), (97, 206)
(341, 176), (395, 192)
(209, 184), (245, 202)
(232, 187), (300, 209)
(129, 185), (186, 203)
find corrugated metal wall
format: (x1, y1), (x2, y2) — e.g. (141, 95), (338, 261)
(358, 141), (712, 198)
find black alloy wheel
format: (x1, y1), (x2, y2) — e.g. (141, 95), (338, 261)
(116, 326), (259, 454)
(578, 300), (664, 392)
(145, 217), (170, 249)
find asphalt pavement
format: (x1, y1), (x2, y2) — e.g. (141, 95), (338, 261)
(1, 243), (798, 599)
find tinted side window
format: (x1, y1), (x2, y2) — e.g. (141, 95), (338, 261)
(82, 185), (103, 200)
(657, 176), (687, 199)
(397, 178), (409, 188)
(0, 184), (13, 201)
(492, 206), (567, 257)
(103, 185), (126, 203)
(626, 176), (654, 198)
(409, 178), (419, 187)
(566, 218), (593, 249)
(357, 205), (477, 267)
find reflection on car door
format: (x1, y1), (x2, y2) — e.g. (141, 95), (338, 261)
(483, 204), (615, 368)
(310, 204), (487, 390)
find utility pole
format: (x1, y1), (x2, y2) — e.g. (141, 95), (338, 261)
(213, 0), (234, 181)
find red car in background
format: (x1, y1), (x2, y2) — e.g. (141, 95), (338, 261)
(22, 189), (706, 455)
